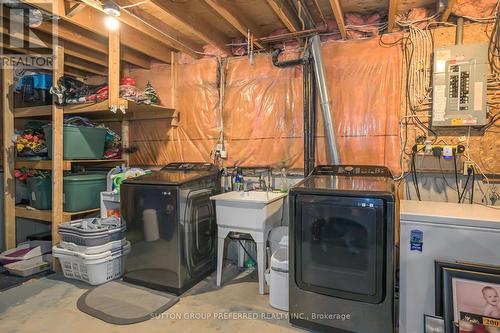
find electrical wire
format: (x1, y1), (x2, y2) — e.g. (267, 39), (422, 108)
(453, 150), (461, 203)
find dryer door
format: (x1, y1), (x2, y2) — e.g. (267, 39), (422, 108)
(183, 188), (216, 276)
(294, 194), (386, 304)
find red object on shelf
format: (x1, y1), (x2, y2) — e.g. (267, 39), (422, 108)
(120, 77), (136, 87)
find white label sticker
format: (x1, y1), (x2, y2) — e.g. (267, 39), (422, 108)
(435, 50), (452, 72)
(474, 82), (483, 111)
(434, 85), (447, 113)
(31, 192), (36, 201)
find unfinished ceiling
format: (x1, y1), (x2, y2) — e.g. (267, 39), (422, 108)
(1, 0), (495, 77)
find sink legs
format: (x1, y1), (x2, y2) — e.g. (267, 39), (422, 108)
(256, 241), (266, 294)
(216, 236), (225, 287)
(216, 226), (270, 294)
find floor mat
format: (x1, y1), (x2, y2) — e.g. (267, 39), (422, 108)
(77, 281), (179, 325)
(0, 270), (54, 292)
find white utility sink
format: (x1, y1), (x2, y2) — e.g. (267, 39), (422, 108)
(211, 190), (288, 295)
(210, 191), (287, 231)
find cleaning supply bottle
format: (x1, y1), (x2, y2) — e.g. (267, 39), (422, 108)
(223, 167), (229, 192)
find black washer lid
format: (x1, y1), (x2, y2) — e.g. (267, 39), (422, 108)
(123, 162), (218, 186)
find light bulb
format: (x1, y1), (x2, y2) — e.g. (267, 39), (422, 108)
(105, 16), (119, 30)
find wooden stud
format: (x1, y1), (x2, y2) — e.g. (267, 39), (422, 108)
(265, 0), (300, 32)
(387, 0), (400, 32)
(170, 51), (179, 127)
(149, 0), (233, 54)
(108, 28), (120, 108)
(51, 44), (64, 247)
(441, 0), (456, 22)
(170, 51), (178, 110)
(203, 0), (264, 48)
(3, 67), (15, 250)
(327, 0), (346, 39)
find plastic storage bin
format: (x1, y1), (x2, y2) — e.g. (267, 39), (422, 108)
(53, 241), (130, 285)
(44, 125), (107, 160)
(19, 74), (53, 90)
(15, 74), (53, 107)
(58, 217), (125, 247)
(0, 241), (52, 265)
(4, 254), (52, 277)
(63, 174), (106, 211)
(27, 176), (52, 210)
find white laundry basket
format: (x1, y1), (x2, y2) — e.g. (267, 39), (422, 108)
(267, 247), (289, 311)
(53, 241), (130, 285)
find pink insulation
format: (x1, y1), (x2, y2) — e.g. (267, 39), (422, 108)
(452, 0), (498, 18)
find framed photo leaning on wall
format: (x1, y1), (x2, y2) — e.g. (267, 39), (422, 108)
(435, 261), (500, 333)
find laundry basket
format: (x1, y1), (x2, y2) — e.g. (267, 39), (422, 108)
(58, 217), (125, 247)
(53, 241), (130, 285)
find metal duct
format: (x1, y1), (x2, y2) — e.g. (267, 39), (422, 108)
(310, 34), (340, 164)
(456, 17), (464, 45)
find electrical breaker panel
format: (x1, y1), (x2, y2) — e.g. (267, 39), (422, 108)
(432, 43), (488, 126)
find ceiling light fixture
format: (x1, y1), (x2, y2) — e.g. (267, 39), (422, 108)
(104, 15), (119, 30)
(103, 1), (120, 17)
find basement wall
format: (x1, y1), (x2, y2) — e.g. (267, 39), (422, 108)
(128, 36), (403, 173)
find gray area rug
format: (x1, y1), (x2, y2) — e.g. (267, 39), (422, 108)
(77, 281), (179, 325)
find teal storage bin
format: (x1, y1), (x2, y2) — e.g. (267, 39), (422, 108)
(27, 177), (52, 210)
(44, 125), (107, 160)
(63, 174), (106, 212)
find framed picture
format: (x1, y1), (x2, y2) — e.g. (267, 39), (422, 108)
(424, 314), (445, 333)
(435, 261), (500, 333)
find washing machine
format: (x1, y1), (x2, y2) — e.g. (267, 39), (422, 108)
(121, 162), (220, 295)
(289, 165), (398, 333)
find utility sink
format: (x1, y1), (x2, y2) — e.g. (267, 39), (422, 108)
(210, 191), (287, 231)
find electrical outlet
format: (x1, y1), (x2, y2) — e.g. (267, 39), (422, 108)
(463, 161), (474, 175)
(220, 150), (227, 159)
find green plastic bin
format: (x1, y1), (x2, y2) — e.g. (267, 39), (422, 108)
(63, 174), (106, 212)
(44, 125), (107, 160)
(27, 176), (52, 210)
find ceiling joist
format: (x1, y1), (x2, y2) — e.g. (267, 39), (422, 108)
(328, 0), (346, 39)
(265, 0), (301, 32)
(21, 0), (172, 64)
(203, 0), (264, 49)
(79, 0), (202, 58)
(147, 0), (232, 54)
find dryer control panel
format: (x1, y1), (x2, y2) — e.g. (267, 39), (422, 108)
(312, 165), (392, 177)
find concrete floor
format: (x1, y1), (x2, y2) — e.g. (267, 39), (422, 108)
(0, 265), (306, 333)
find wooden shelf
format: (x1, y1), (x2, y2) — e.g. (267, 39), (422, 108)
(15, 159), (125, 171)
(14, 99), (177, 122)
(15, 205), (100, 222)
